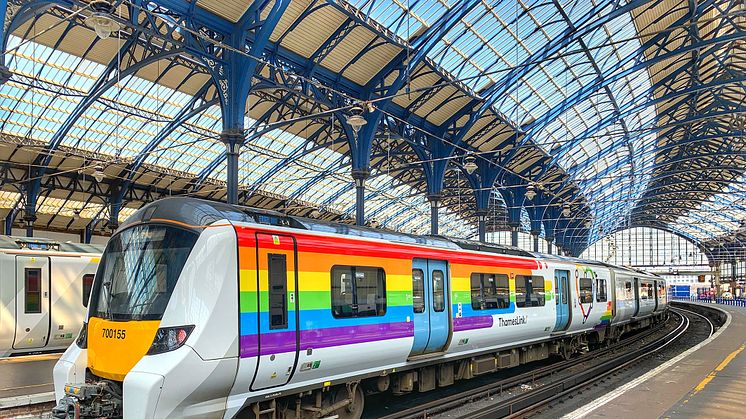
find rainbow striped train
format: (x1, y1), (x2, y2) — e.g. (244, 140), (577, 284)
(52, 198), (667, 418)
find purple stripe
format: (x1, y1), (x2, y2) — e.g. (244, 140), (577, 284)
(453, 315), (493, 331)
(240, 322), (414, 358)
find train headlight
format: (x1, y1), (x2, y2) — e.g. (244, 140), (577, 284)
(76, 322), (88, 349)
(147, 325), (194, 355)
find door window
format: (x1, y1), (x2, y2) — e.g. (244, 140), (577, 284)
(268, 254), (288, 329)
(412, 269), (425, 313)
(432, 270), (445, 312)
(25, 268), (42, 314)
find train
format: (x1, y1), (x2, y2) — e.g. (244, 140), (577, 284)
(52, 197), (668, 418)
(0, 236), (103, 357)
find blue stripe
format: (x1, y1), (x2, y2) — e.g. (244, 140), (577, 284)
(240, 305), (413, 336)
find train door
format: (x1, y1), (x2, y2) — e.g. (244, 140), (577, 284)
(14, 256), (50, 350)
(409, 259), (450, 356)
(251, 233), (299, 391)
(632, 278), (640, 317)
(553, 270), (571, 332)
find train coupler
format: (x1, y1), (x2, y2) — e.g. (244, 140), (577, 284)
(52, 381), (123, 418)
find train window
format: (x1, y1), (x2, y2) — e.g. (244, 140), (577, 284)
(331, 266), (386, 318)
(658, 284), (666, 298)
(24, 268), (42, 314)
(82, 274), (95, 308)
(625, 281), (633, 299)
(515, 275), (545, 307)
(596, 278), (607, 302)
(267, 254), (288, 329)
(640, 283), (648, 299)
(470, 273), (509, 310)
(432, 270), (445, 312)
(579, 277), (593, 304)
(412, 269), (425, 313)
(647, 283), (654, 299)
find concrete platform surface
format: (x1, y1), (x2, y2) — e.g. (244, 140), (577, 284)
(565, 302), (746, 419)
(0, 354), (59, 400)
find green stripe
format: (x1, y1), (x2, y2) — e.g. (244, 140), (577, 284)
(240, 290), (411, 313)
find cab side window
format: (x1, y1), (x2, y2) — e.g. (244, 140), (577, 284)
(82, 274), (95, 308)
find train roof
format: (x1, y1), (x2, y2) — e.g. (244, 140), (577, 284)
(0, 235), (104, 253)
(119, 198), (660, 278)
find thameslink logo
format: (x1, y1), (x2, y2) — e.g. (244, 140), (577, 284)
(498, 315), (528, 327)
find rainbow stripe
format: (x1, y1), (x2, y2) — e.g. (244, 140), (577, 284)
(236, 226), (538, 358)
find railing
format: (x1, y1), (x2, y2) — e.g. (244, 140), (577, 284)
(671, 296), (746, 307)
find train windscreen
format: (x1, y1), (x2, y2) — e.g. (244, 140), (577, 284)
(89, 224), (199, 321)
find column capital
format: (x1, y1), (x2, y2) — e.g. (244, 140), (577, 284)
(220, 130), (244, 153)
(427, 194), (442, 206)
(351, 168), (371, 181)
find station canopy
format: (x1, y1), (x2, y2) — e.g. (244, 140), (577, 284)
(0, 0), (743, 258)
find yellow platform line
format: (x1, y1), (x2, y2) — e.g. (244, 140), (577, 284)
(692, 343), (745, 394)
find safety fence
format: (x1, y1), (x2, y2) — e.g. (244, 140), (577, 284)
(671, 296), (746, 307)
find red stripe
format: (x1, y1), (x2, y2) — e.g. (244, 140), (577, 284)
(235, 226), (537, 270)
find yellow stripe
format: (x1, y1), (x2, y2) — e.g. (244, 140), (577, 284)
(240, 270), (412, 292)
(692, 344), (745, 394)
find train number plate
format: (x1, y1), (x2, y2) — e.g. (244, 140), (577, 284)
(101, 328), (126, 340)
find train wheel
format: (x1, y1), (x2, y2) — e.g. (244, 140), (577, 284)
(332, 383), (364, 419)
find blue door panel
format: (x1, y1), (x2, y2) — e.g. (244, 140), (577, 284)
(410, 259), (451, 356)
(425, 260), (449, 353)
(410, 259), (430, 355)
(554, 270), (570, 331)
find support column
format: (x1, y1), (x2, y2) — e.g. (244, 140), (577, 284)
(428, 194), (441, 235)
(352, 169), (370, 226)
(509, 222), (519, 247)
(546, 237), (554, 255)
(477, 209), (488, 242)
(532, 232), (540, 253)
(4, 207), (16, 235)
(107, 182), (121, 232)
(221, 131), (243, 205)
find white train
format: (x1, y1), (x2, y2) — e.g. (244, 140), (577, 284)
(52, 198), (667, 418)
(0, 236), (103, 357)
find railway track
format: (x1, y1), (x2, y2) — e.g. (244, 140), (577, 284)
(379, 307), (715, 419)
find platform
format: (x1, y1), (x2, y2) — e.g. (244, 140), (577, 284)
(565, 302), (746, 419)
(0, 354), (58, 403)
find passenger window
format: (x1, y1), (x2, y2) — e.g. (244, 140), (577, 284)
(82, 274), (95, 308)
(470, 273), (510, 310)
(412, 269), (425, 313)
(515, 275), (545, 307)
(647, 283), (654, 299)
(25, 268), (42, 314)
(515, 276), (527, 308)
(640, 283), (648, 300)
(579, 277), (593, 304)
(625, 281), (632, 299)
(432, 270), (445, 312)
(331, 266), (386, 318)
(268, 254), (288, 329)
(596, 278), (607, 302)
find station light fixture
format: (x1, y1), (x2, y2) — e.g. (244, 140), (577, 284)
(584, 219), (592, 228)
(92, 164), (105, 183)
(562, 204), (571, 217)
(85, 1), (120, 40)
(309, 209), (321, 218)
(525, 183), (536, 201)
(369, 220), (380, 229)
(346, 105), (367, 136)
(463, 154), (478, 175)
(72, 209), (81, 221)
